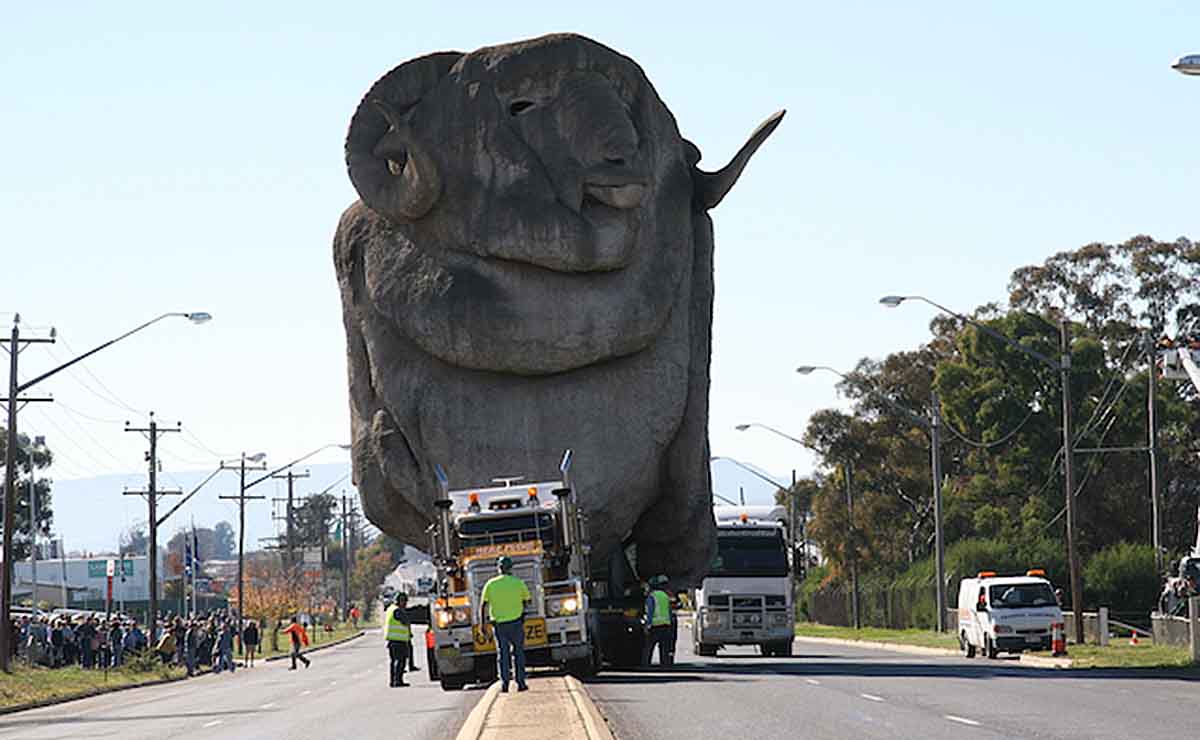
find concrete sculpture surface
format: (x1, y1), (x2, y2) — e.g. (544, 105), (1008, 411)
(334, 33), (782, 581)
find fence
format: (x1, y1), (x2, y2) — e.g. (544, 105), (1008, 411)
(803, 581), (940, 630)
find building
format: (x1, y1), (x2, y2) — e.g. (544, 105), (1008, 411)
(11, 553), (164, 612)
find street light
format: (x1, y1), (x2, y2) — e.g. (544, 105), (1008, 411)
(2, 311), (210, 672)
(1172, 53), (1200, 75)
(795, 363), (947, 632)
(882, 293), (1085, 644)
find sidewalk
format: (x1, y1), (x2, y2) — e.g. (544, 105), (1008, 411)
(456, 675), (613, 740)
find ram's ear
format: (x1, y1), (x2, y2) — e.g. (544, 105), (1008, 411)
(345, 52), (462, 223)
(692, 110), (785, 210)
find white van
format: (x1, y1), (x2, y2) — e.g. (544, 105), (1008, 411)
(956, 570), (1062, 658)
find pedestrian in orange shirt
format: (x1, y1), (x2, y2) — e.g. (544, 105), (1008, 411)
(282, 616), (310, 670)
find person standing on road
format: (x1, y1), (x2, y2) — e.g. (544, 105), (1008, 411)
(480, 555), (531, 693)
(243, 619), (260, 667)
(282, 616), (310, 670)
(642, 575), (674, 667)
(385, 593), (413, 687)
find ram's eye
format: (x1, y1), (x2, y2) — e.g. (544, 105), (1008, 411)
(509, 100), (535, 116)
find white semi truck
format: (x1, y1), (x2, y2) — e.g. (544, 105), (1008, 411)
(693, 505), (794, 657)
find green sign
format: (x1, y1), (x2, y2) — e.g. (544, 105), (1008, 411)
(87, 559), (134, 578)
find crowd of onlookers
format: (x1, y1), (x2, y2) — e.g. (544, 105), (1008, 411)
(12, 609), (264, 676)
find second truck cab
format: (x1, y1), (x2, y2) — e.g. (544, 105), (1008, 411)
(693, 506), (794, 657)
(957, 570), (1062, 658)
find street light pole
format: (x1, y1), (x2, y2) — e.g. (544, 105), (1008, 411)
(930, 390), (945, 632)
(844, 460), (860, 629)
(219, 453), (266, 654)
(795, 364), (947, 631)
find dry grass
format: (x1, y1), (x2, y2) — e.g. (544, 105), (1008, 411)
(0, 660), (183, 710)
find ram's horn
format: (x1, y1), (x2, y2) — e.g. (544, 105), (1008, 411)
(693, 110), (785, 210)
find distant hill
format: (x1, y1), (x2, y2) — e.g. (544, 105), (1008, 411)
(48, 458), (796, 555)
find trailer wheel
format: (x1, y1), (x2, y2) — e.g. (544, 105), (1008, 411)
(566, 654), (597, 678)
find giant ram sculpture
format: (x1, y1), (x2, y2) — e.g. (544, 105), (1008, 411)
(334, 33), (782, 582)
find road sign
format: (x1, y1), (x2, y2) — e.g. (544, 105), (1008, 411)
(88, 559), (134, 578)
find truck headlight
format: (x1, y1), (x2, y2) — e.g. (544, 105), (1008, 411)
(452, 607), (471, 625)
(771, 612), (790, 626)
(547, 596), (580, 616)
(703, 610), (723, 627)
(434, 609), (453, 629)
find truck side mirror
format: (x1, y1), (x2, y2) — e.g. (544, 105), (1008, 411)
(976, 602), (987, 613)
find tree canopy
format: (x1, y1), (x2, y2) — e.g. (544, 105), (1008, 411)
(799, 236), (1200, 612)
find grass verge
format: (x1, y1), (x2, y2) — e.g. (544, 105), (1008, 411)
(794, 622), (959, 651)
(0, 661), (184, 710)
(1031, 642), (1196, 669)
(257, 622), (362, 661)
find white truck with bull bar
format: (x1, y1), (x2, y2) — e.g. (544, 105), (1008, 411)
(427, 451), (600, 690)
(693, 505), (794, 657)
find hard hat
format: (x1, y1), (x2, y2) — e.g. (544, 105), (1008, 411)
(497, 555), (514, 572)
(395, 591), (408, 603)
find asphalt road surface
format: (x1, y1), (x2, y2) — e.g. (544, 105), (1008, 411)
(585, 636), (1199, 739)
(0, 628), (480, 740)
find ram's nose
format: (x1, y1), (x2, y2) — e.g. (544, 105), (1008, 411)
(562, 74), (641, 171)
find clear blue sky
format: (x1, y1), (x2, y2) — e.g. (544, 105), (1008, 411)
(4, 3), (1198, 547)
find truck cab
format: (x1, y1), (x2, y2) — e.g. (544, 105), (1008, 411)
(693, 506), (794, 657)
(957, 570), (1063, 658)
(428, 466), (598, 690)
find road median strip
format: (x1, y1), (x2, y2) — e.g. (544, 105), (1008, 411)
(455, 675), (613, 740)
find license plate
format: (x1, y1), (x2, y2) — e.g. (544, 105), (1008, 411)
(471, 618), (549, 652)
(524, 618), (548, 647)
(1025, 635), (1041, 643)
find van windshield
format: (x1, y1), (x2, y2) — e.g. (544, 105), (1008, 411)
(988, 583), (1057, 609)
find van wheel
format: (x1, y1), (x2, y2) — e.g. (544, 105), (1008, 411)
(959, 632), (976, 659)
(984, 636), (999, 659)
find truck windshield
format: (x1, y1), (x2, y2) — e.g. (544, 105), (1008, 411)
(710, 530), (788, 577)
(457, 512), (557, 545)
(988, 583), (1057, 608)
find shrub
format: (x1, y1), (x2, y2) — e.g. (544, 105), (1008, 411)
(1083, 542), (1158, 613)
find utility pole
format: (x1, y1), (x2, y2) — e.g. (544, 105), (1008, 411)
(789, 469), (798, 585)
(1, 317), (54, 671)
(124, 413), (181, 640)
(931, 390), (946, 633)
(1147, 335), (1162, 573)
(341, 494), (351, 620)
(845, 461), (860, 630)
(1060, 319), (1084, 645)
(271, 470), (309, 570)
(219, 453), (266, 654)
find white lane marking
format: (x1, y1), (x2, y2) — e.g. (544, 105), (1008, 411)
(260, 702), (277, 709)
(300, 689), (312, 696)
(805, 679), (821, 685)
(860, 693), (885, 702)
(203, 720), (223, 728)
(945, 715), (982, 727)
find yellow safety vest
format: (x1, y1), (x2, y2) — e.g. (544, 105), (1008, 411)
(385, 606), (412, 642)
(651, 590), (671, 627)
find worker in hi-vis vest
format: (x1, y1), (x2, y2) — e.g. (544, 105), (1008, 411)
(480, 555), (532, 692)
(385, 592), (413, 687)
(642, 574), (675, 666)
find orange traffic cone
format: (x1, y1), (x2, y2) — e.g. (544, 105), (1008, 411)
(1051, 623), (1067, 657)
(1129, 631), (1139, 646)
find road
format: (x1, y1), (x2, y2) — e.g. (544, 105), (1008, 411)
(585, 635), (1199, 739)
(0, 628), (480, 740)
